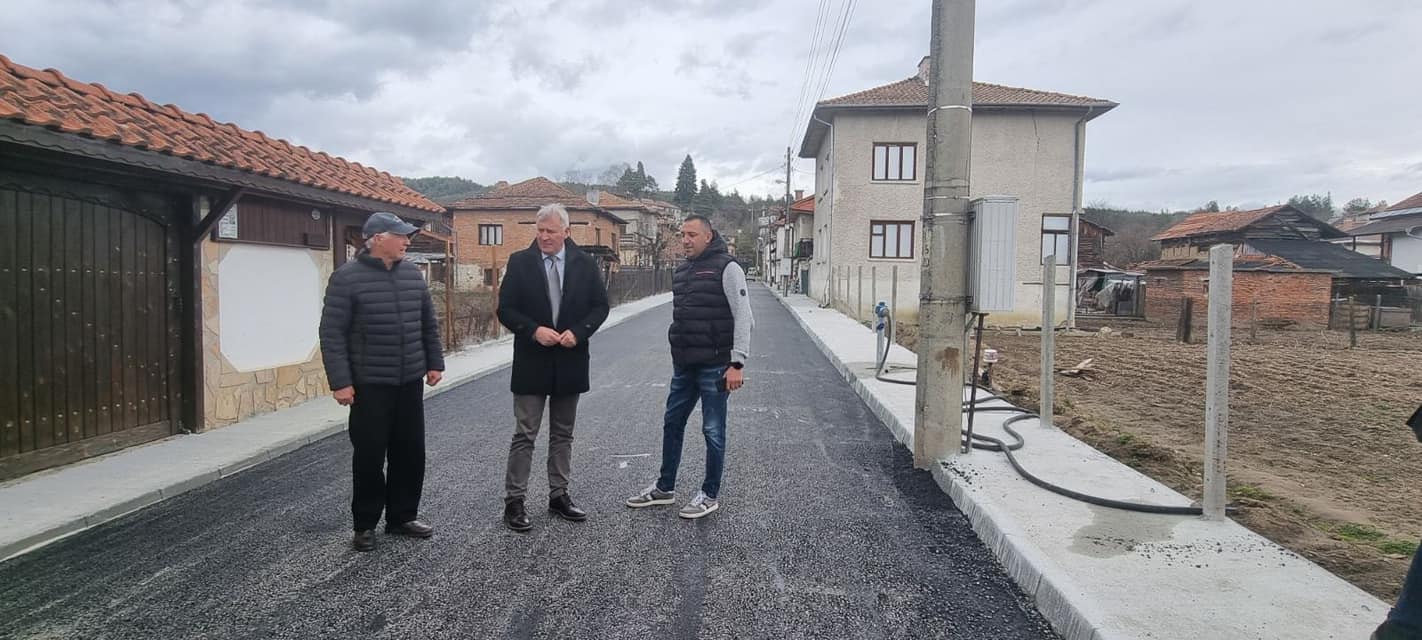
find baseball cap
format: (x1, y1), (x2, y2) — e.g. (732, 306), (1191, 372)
(362, 212), (419, 238)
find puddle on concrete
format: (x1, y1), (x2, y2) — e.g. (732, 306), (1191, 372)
(1069, 504), (1183, 559)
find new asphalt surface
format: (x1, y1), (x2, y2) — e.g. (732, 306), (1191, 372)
(0, 285), (1057, 639)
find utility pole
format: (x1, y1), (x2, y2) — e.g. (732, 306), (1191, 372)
(914, 0), (974, 469)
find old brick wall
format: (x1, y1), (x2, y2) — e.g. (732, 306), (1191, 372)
(452, 209), (622, 290)
(1145, 269), (1332, 329)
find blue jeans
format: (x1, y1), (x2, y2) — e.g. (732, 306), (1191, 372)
(1387, 542), (1422, 631)
(656, 364), (729, 499)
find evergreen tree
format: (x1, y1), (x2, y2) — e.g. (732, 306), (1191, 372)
(674, 155), (698, 209)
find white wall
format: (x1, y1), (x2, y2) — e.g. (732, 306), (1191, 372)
(218, 245), (323, 371)
(1392, 234), (1422, 274)
(810, 108), (1080, 325)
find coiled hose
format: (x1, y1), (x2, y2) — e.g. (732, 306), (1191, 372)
(872, 312), (1226, 516)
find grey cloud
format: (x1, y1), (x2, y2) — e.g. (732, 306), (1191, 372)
(510, 43), (602, 91)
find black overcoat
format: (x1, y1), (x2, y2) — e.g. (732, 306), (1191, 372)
(496, 238), (609, 396)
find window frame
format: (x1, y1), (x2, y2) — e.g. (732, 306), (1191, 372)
(478, 223), (503, 246)
(871, 143), (918, 182)
(869, 220), (916, 259)
(1040, 214), (1072, 265)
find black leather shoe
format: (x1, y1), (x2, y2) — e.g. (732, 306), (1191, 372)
(504, 501), (532, 532)
(352, 530), (376, 552)
(385, 519), (434, 538)
(548, 494), (588, 522)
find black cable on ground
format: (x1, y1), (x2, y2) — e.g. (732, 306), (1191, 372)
(869, 323), (1229, 516)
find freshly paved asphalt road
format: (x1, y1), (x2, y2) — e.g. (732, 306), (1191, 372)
(0, 285), (1057, 640)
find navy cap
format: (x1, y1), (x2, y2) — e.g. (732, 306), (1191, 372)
(362, 212), (419, 238)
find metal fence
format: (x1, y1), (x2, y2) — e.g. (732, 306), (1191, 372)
(606, 266), (674, 305)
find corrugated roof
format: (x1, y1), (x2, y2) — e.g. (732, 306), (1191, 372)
(0, 54), (443, 214)
(1247, 239), (1417, 280)
(1347, 211), (1422, 237)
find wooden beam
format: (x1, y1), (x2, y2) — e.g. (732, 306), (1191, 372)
(193, 187), (244, 245)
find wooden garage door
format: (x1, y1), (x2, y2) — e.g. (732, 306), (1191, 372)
(0, 184), (179, 479)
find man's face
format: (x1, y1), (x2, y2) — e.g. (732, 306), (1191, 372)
(680, 219), (712, 258)
(537, 217), (570, 255)
(369, 232), (411, 261)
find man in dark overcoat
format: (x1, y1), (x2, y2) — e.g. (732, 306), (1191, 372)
(320, 212), (445, 552)
(496, 203), (610, 532)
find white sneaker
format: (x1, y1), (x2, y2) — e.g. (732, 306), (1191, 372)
(678, 491), (719, 519)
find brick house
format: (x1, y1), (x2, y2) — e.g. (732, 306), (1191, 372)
(0, 55), (444, 477)
(591, 190), (671, 268)
(1141, 205), (1415, 328)
(448, 177), (626, 290)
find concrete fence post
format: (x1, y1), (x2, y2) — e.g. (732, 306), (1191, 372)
(1041, 255), (1056, 429)
(857, 266), (864, 321)
(1203, 244), (1232, 520)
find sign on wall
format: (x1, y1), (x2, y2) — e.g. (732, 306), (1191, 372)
(216, 204), (239, 239)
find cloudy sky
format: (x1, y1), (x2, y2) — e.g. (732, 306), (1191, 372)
(3, 0), (1419, 211)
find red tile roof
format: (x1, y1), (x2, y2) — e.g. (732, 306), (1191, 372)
(449, 177), (627, 224)
(819, 77), (1118, 110)
(789, 194), (815, 214)
(1151, 206), (1289, 241)
(1384, 190), (1422, 213)
(0, 55), (443, 214)
(591, 190), (647, 210)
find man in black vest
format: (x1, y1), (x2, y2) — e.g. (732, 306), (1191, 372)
(496, 203), (610, 532)
(320, 212), (445, 552)
(625, 215), (753, 519)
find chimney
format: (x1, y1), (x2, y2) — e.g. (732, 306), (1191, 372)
(794, 189), (804, 201)
(494, 180), (508, 190)
(917, 55), (931, 85)
(586, 190), (600, 206)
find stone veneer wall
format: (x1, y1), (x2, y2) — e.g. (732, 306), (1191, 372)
(200, 238), (333, 429)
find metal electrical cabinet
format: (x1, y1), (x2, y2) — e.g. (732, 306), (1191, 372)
(969, 196), (1019, 313)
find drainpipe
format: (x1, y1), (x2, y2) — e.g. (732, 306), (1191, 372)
(1068, 106), (1096, 328)
(812, 112), (835, 305)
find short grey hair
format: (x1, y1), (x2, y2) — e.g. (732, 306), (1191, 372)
(536, 203), (570, 229)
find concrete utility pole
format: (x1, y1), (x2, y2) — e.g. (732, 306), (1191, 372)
(914, 0), (975, 468)
(1203, 244), (1233, 520)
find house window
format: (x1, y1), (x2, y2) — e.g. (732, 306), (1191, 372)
(483, 268), (496, 286)
(872, 143), (917, 181)
(1041, 215), (1071, 264)
(478, 224), (503, 245)
(870, 221), (915, 259)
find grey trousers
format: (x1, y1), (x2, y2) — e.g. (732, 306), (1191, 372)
(504, 394), (580, 503)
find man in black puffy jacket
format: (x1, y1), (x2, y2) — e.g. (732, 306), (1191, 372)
(319, 212), (445, 552)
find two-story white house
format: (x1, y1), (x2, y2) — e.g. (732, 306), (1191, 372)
(799, 57), (1116, 327)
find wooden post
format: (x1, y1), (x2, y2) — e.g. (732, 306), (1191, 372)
(1041, 255), (1056, 429)
(1178, 297), (1194, 344)
(1249, 299), (1258, 343)
(1349, 295), (1358, 348)
(1203, 244), (1232, 520)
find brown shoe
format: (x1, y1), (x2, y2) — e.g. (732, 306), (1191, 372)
(385, 520), (434, 538)
(352, 530), (376, 552)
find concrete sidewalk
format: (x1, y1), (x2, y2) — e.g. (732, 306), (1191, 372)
(772, 291), (1386, 640)
(0, 293), (672, 563)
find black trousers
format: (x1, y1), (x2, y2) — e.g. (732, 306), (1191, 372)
(348, 379), (426, 531)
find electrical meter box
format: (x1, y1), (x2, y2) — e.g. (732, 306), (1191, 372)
(969, 196), (1019, 313)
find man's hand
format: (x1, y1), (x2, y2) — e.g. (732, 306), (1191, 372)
(558, 330), (578, 348)
(426, 370), (443, 386)
(333, 386), (355, 406)
(724, 366), (745, 392)
(534, 326), (562, 347)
